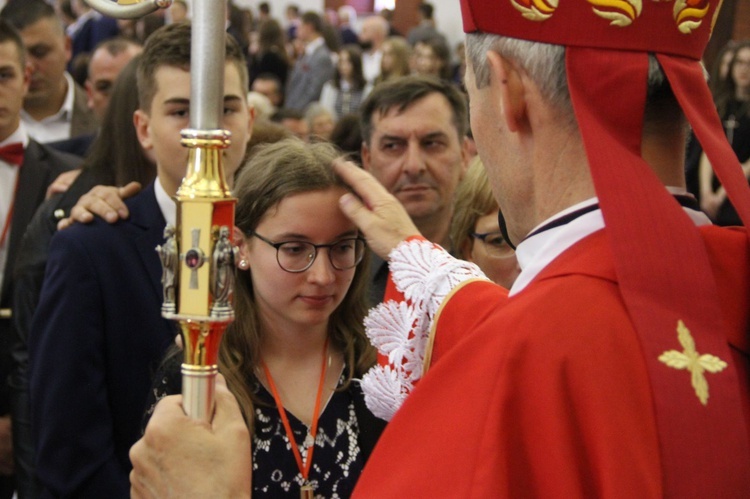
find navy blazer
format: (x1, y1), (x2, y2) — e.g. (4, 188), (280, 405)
(29, 182), (176, 498)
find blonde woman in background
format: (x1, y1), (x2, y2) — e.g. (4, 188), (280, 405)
(374, 36), (411, 85)
(450, 157), (520, 288)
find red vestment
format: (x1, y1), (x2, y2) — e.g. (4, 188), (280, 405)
(354, 227), (750, 497)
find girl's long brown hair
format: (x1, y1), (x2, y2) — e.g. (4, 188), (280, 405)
(219, 138), (374, 431)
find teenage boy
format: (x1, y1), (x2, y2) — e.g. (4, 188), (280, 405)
(28, 22), (253, 498)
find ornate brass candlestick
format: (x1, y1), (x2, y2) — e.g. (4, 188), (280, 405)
(85, 0), (233, 422)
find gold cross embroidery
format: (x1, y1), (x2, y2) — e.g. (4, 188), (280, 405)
(658, 320), (727, 406)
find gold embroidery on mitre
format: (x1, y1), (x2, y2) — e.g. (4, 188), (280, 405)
(510, 0), (559, 21)
(673, 0), (710, 34)
(658, 320), (727, 406)
(587, 0), (643, 27)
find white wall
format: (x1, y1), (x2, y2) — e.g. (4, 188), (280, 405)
(432, 1), (465, 52)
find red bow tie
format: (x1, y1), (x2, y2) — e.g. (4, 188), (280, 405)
(0, 142), (24, 166)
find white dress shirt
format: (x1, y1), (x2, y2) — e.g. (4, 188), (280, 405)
(21, 72), (77, 143)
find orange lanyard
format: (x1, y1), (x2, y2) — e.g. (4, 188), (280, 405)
(261, 337), (329, 486)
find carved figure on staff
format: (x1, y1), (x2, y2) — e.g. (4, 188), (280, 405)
(210, 225), (235, 318)
(157, 225), (178, 314)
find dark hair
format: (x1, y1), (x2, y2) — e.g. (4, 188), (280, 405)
(136, 22), (248, 112)
(709, 42), (737, 98)
(228, 2), (252, 49)
(334, 44), (366, 91)
(221, 138), (374, 424)
(1, 0), (60, 33)
(59, 0), (76, 22)
(320, 17), (341, 53)
(257, 19), (288, 63)
(0, 18), (25, 67)
(360, 75), (468, 145)
(330, 113), (363, 165)
(254, 71), (282, 88)
(418, 36), (451, 80)
(259, 2), (270, 15)
(83, 55), (156, 187)
(270, 107), (305, 122)
(241, 120), (292, 167)
(92, 37), (142, 61)
(69, 52), (90, 87)
(301, 11), (324, 34)
(714, 40), (750, 120)
(419, 2), (434, 19)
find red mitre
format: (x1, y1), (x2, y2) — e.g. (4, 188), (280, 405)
(461, 0), (750, 496)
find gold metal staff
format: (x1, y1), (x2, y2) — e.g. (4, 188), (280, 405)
(85, 0), (234, 422)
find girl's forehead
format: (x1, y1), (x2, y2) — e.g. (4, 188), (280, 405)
(259, 187), (348, 223)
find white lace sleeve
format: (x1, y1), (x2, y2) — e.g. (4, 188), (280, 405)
(360, 239), (487, 421)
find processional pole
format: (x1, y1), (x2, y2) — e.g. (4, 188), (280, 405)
(85, 0), (234, 422)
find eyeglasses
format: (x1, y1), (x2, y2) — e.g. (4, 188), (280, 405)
(470, 231), (515, 258)
(252, 232), (366, 273)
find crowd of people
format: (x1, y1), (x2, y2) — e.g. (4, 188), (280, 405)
(0, 0), (747, 497)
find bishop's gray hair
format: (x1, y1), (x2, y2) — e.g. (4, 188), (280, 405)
(465, 32), (684, 134)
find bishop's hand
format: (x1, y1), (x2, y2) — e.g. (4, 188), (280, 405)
(333, 159), (421, 260)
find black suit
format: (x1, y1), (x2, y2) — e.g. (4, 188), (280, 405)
(0, 140), (80, 498)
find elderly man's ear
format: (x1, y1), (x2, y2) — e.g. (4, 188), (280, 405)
(486, 51), (528, 134)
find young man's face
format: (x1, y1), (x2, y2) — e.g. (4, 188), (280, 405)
(134, 62), (254, 196)
(85, 45), (141, 122)
(0, 40), (29, 141)
(19, 16), (70, 109)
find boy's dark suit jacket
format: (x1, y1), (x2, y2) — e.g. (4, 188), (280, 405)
(28, 182), (176, 498)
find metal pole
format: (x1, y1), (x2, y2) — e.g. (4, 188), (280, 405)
(85, 0), (235, 423)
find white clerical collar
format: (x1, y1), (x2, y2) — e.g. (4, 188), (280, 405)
(510, 188), (710, 297)
(154, 178), (176, 228)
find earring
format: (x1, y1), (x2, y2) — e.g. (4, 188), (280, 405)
(238, 259), (249, 270)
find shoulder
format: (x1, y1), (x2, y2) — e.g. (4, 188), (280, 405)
(72, 80), (88, 103)
(50, 187), (157, 251)
(124, 182), (158, 214)
(28, 140), (83, 171)
(45, 133), (95, 157)
(313, 46), (333, 61)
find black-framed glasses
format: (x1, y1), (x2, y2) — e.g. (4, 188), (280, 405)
(470, 231), (515, 258)
(252, 232), (366, 273)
